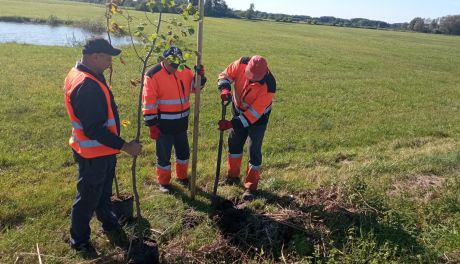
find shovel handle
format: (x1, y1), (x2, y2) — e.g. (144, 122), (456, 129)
(213, 100), (230, 196)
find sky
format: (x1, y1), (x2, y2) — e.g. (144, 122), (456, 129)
(224, 0), (460, 23)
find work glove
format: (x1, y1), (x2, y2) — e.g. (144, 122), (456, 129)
(194, 65), (207, 87)
(220, 89), (231, 102)
(194, 65), (205, 77)
(218, 79), (231, 90)
(149, 126), (161, 140)
(217, 120), (233, 131)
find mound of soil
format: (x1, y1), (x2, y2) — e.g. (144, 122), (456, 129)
(111, 193), (134, 203)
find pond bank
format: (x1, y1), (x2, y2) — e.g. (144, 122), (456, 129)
(0, 15), (105, 34)
(0, 20), (133, 46)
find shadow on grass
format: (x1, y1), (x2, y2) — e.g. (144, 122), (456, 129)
(124, 217), (159, 264)
(125, 216), (153, 238)
(258, 189), (424, 259)
(0, 195), (26, 232)
(0, 214), (26, 232)
(168, 185), (425, 262)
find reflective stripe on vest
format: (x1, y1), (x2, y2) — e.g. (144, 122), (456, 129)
(158, 97), (189, 105)
(64, 67), (120, 158)
(144, 114), (158, 121)
(71, 118), (116, 129)
(143, 102), (158, 110)
(72, 134), (103, 148)
(160, 109), (190, 120)
(234, 92), (272, 117)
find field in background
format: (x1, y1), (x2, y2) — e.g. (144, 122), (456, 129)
(1, 0), (460, 263)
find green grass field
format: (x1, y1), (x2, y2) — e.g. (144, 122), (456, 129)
(1, 0), (460, 263)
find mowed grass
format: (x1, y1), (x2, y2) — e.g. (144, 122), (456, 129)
(1, 0), (460, 263)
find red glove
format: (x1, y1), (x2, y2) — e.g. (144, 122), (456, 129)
(220, 89), (231, 101)
(149, 126), (161, 140)
(218, 120), (233, 131)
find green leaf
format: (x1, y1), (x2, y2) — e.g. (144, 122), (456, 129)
(193, 12), (200, 21)
(183, 52), (192, 60)
(182, 12), (189, 20)
(147, 33), (158, 42)
(146, 1), (155, 11)
(110, 4), (117, 15)
(134, 30), (143, 37)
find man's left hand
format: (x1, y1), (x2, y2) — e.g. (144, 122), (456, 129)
(195, 65), (205, 77)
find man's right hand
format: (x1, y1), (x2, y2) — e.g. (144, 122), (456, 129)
(217, 119), (233, 131)
(122, 140), (142, 157)
(149, 126), (161, 140)
(220, 89), (231, 101)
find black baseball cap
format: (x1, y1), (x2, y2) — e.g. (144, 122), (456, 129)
(82, 37), (121, 56)
(162, 46), (185, 63)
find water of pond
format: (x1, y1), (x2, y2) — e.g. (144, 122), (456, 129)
(0, 21), (133, 46)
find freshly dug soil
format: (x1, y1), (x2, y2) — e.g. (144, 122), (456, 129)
(163, 186), (374, 263)
(111, 193), (134, 202)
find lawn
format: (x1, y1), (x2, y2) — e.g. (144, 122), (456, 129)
(0, 0), (460, 263)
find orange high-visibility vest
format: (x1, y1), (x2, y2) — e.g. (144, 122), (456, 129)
(64, 67), (120, 158)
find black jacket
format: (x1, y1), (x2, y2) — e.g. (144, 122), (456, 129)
(70, 62), (125, 150)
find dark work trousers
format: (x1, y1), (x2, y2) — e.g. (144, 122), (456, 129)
(156, 130), (190, 167)
(228, 122), (268, 167)
(70, 152), (120, 247)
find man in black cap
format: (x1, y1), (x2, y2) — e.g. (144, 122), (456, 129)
(63, 37), (142, 257)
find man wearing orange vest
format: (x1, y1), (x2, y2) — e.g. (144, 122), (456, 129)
(142, 46), (206, 193)
(217, 56), (276, 200)
(64, 37), (142, 256)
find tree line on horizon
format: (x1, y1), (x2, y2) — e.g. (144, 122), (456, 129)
(70, 0), (460, 36)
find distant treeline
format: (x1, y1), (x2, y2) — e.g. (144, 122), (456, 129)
(70, 0), (460, 36)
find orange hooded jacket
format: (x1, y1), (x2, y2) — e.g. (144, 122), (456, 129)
(142, 62), (197, 134)
(218, 57), (276, 128)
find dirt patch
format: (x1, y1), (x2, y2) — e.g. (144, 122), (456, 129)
(388, 174), (444, 202)
(162, 186), (368, 263)
(443, 251), (460, 263)
(334, 152), (355, 164)
(182, 209), (205, 229)
(162, 235), (249, 263)
(111, 193), (134, 203)
(0, 215), (25, 232)
(298, 186), (358, 213)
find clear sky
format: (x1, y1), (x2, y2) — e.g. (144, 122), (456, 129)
(224, 0), (460, 23)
